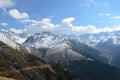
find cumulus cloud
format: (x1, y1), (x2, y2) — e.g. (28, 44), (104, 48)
(72, 25), (99, 34)
(60, 18), (120, 34)
(99, 25), (120, 32)
(0, 0), (14, 9)
(9, 9), (29, 19)
(8, 9), (56, 34)
(40, 18), (56, 29)
(26, 18), (56, 33)
(25, 17), (97, 34)
(24, 17), (120, 35)
(59, 17), (99, 34)
(0, 22), (8, 26)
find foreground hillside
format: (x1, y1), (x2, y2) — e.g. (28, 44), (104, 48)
(0, 77), (15, 80)
(0, 41), (75, 80)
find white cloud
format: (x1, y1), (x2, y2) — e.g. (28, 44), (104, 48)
(0, 0), (14, 9)
(98, 13), (110, 16)
(26, 18), (56, 33)
(21, 19), (38, 23)
(0, 22), (8, 26)
(110, 16), (120, 19)
(99, 25), (120, 32)
(72, 25), (99, 34)
(60, 17), (120, 34)
(9, 9), (29, 19)
(60, 17), (99, 34)
(40, 18), (55, 29)
(71, 25), (120, 34)
(24, 17), (120, 35)
(62, 17), (75, 23)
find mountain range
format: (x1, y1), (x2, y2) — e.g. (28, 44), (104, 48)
(1, 29), (120, 80)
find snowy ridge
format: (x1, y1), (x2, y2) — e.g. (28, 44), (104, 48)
(24, 32), (55, 48)
(7, 32), (26, 44)
(24, 32), (94, 63)
(45, 38), (86, 62)
(0, 29), (27, 44)
(97, 31), (120, 45)
(78, 32), (113, 46)
(81, 31), (120, 46)
(0, 30), (19, 49)
(7, 31), (27, 44)
(0, 29), (34, 53)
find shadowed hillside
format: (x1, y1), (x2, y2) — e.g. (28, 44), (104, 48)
(0, 41), (75, 80)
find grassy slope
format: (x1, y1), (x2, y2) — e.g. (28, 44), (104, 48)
(0, 77), (15, 80)
(3, 39), (119, 80)
(0, 41), (64, 80)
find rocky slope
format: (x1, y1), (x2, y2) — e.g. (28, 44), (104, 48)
(24, 32), (108, 64)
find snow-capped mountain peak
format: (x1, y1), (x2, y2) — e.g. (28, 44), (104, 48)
(0, 30), (19, 49)
(24, 31), (55, 48)
(24, 31), (102, 64)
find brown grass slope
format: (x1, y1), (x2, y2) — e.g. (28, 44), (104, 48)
(0, 42), (76, 80)
(0, 77), (15, 80)
(0, 41), (72, 80)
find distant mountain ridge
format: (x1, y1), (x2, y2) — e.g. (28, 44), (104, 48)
(23, 31), (120, 80)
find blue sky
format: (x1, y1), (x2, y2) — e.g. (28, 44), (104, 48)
(0, 0), (120, 34)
